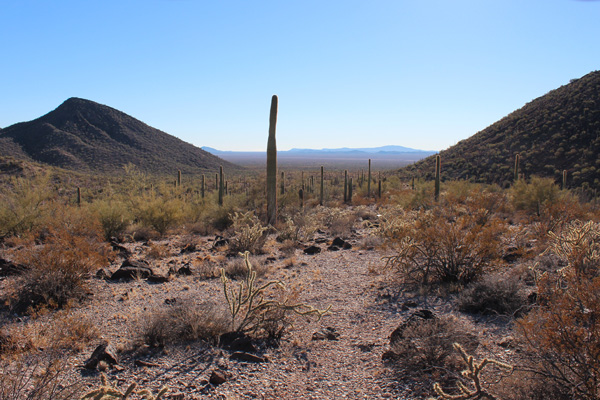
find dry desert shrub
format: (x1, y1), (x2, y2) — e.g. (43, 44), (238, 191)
(0, 354), (81, 400)
(385, 313), (478, 396)
(7, 225), (111, 315)
(517, 220), (600, 399)
(138, 299), (229, 348)
(383, 209), (506, 286)
(92, 199), (130, 240)
(457, 273), (528, 316)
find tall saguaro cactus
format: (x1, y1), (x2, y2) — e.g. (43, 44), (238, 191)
(218, 166), (224, 206)
(514, 153), (520, 182)
(319, 166), (324, 206)
(266, 95), (278, 226)
(201, 174), (205, 198)
(368, 159), (372, 198)
(434, 154), (441, 202)
(343, 170), (348, 203)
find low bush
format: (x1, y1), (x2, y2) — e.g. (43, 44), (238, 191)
(139, 299), (229, 348)
(457, 273), (527, 316)
(383, 209), (506, 285)
(517, 220), (600, 399)
(8, 227), (111, 314)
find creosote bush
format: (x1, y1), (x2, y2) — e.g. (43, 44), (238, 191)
(383, 209), (505, 285)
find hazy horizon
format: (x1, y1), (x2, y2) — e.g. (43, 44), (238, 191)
(2, 1), (599, 152)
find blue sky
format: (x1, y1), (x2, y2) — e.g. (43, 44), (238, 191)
(1, 0), (599, 151)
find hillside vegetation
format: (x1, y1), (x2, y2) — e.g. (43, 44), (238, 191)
(0, 98), (240, 175)
(402, 70), (600, 190)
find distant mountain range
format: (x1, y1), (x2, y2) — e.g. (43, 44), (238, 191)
(401, 70), (600, 190)
(0, 98), (239, 175)
(202, 146), (436, 167)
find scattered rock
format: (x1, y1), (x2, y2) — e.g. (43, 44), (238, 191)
(109, 238), (131, 257)
(327, 245), (340, 251)
(213, 235), (229, 248)
(84, 342), (119, 370)
(303, 245), (321, 255)
(503, 246), (521, 263)
(0, 258), (28, 277)
(331, 237), (352, 249)
(312, 327), (340, 341)
(229, 352), (267, 363)
(180, 243), (197, 254)
(134, 359), (160, 367)
(176, 264), (193, 275)
(209, 369), (228, 385)
(110, 259), (153, 281)
(147, 274), (170, 283)
(314, 237), (328, 244)
(95, 268), (109, 280)
(164, 298), (177, 305)
(219, 332), (256, 353)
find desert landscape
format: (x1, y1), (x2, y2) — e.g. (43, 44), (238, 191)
(1, 69), (600, 399)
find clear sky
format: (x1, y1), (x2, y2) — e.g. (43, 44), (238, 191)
(1, 0), (599, 151)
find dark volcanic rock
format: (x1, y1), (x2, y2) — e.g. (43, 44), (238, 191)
(0, 258), (28, 277)
(303, 245), (321, 255)
(110, 259), (153, 280)
(84, 342), (118, 369)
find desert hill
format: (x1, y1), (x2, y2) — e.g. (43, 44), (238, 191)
(0, 98), (239, 175)
(401, 70), (600, 189)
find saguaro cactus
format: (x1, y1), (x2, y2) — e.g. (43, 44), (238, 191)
(201, 174), (205, 198)
(368, 159), (372, 198)
(434, 154), (441, 202)
(266, 95), (278, 226)
(76, 187), (81, 207)
(319, 166), (324, 206)
(218, 166), (224, 206)
(348, 177), (353, 204)
(562, 169), (568, 190)
(343, 170), (348, 203)
(514, 153), (520, 182)
(280, 171), (285, 195)
(177, 170), (181, 187)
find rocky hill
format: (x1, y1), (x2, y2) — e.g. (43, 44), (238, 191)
(401, 70), (600, 189)
(0, 98), (240, 175)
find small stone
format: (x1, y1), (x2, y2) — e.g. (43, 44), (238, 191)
(209, 369), (228, 385)
(303, 245), (321, 255)
(229, 352), (266, 363)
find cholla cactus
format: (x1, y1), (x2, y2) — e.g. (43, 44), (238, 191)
(429, 343), (512, 400)
(220, 251), (331, 333)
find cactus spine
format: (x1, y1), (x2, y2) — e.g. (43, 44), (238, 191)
(266, 95), (278, 226)
(514, 153), (520, 182)
(218, 166), (224, 206)
(434, 154), (441, 202)
(319, 166), (324, 206)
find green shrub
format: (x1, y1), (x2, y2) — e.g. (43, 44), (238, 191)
(511, 176), (560, 216)
(135, 196), (184, 236)
(93, 199), (130, 240)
